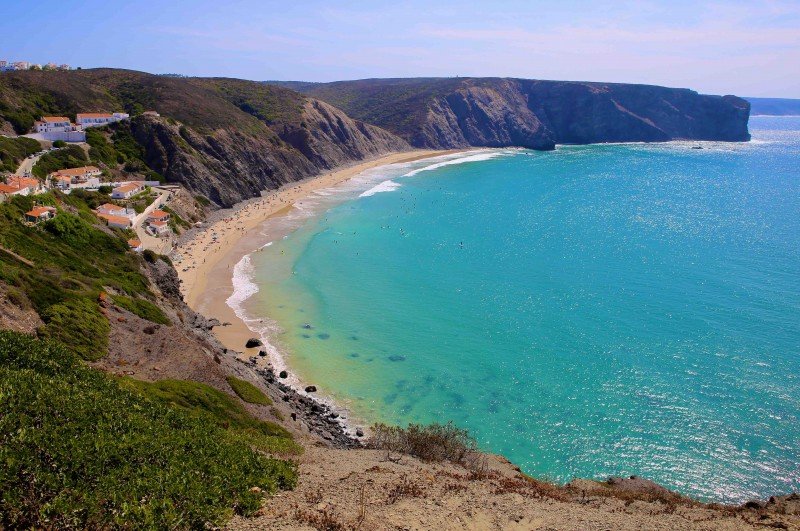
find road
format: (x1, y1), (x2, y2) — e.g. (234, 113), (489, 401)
(132, 188), (174, 254)
(15, 153), (42, 176)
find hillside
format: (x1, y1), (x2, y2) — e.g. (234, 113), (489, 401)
(747, 97), (800, 116)
(279, 77), (752, 149)
(0, 69), (409, 206)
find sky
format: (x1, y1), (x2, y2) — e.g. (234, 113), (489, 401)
(1, 0), (798, 97)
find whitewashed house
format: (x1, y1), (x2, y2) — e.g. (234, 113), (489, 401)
(50, 166), (101, 191)
(96, 203), (136, 221)
(35, 116), (85, 142)
(76, 112), (130, 128)
(111, 182), (144, 199)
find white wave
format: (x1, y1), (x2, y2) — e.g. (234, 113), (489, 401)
(403, 150), (508, 177)
(359, 179), (402, 197)
(225, 254), (259, 321)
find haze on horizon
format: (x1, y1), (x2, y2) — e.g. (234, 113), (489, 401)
(1, 0), (798, 98)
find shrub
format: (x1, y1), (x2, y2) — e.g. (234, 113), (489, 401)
(142, 248), (157, 263)
(369, 422), (485, 469)
(113, 294), (171, 325)
(52, 139), (66, 148)
(0, 136), (41, 172)
(0, 331), (297, 529)
(40, 297), (110, 361)
(32, 144), (87, 179)
(227, 375), (271, 405)
(122, 378), (301, 456)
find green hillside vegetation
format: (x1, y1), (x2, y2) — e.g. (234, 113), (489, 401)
(112, 294), (171, 325)
(31, 144), (88, 178)
(0, 136), (40, 173)
(0, 192), (158, 358)
(122, 378), (300, 455)
(227, 375), (272, 405)
(0, 331), (297, 529)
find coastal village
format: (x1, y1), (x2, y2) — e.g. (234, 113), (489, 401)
(1, 110), (183, 257)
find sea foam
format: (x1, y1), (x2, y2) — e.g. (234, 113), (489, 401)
(359, 179), (402, 197)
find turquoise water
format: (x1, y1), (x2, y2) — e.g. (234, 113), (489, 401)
(240, 117), (800, 503)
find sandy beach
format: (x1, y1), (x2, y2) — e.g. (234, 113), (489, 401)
(175, 150), (463, 361)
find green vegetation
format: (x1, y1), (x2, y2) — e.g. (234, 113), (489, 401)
(227, 375), (272, 405)
(113, 294), (171, 325)
(369, 422), (485, 471)
(122, 378), (301, 456)
(0, 136), (40, 172)
(0, 193), (152, 359)
(0, 331), (297, 529)
(52, 139), (66, 148)
(39, 297), (110, 361)
(32, 144), (87, 178)
(163, 205), (191, 232)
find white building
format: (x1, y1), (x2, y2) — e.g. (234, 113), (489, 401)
(50, 166), (102, 192)
(35, 116), (85, 142)
(147, 220), (171, 237)
(76, 112), (130, 128)
(111, 182), (144, 199)
(97, 213), (132, 229)
(96, 203), (135, 220)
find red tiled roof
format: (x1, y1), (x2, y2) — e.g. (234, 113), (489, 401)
(98, 213), (132, 226)
(0, 184), (20, 193)
(26, 206), (56, 217)
(54, 166), (100, 177)
(128, 238), (142, 248)
(148, 209), (169, 219)
(41, 116), (69, 123)
(77, 113), (113, 119)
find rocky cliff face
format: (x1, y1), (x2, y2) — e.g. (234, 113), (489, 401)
(128, 99), (409, 207)
(299, 78), (751, 150)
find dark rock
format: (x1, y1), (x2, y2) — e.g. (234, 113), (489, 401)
(302, 323), (313, 329)
(246, 338), (262, 348)
(258, 350), (267, 357)
(305, 385), (317, 393)
(388, 355), (406, 362)
(279, 370), (288, 378)
(355, 428), (364, 437)
(290, 412), (297, 421)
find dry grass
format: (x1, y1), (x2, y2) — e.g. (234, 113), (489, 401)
(386, 476), (426, 504)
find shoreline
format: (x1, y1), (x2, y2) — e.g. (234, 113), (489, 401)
(174, 149), (471, 435)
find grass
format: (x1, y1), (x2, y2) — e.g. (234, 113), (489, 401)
(121, 378), (302, 456)
(39, 297), (110, 361)
(0, 331), (297, 529)
(31, 144), (88, 179)
(0, 136), (41, 173)
(0, 192), (152, 359)
(112, 294), (171, 325)
(227, 375), (272, 405)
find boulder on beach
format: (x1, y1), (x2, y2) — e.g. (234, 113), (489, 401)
(258, 350), (267, 357)
(279, 370), (288, 378)
(246, 338), (263, 348)
(355, 428), (364, 437)
(305, 385), (317, 393)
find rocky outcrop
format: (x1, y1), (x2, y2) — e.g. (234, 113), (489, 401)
(300, 77), (751, 150)
(128, 101), (409, 207)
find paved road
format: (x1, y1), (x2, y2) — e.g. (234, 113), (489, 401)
(133, 189), (174, 254)
(15, 153), (42, 176)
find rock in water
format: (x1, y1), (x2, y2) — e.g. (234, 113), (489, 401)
(246, 338), (262, 348)
(305, 385), (317, 393)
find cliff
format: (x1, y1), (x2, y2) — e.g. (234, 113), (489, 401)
(287, 77), (751, 150)
(0, 70), (409, 207)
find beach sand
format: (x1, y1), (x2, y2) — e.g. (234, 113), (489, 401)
(175, 150), (461, 362)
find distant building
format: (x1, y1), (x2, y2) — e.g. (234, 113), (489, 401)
(0, 60), (7, 71)
(96, 203), (135, 220)
(13, 61), (30, 70)
(128, 238), (143, 252)
(111, 182), (144, 199)
(76, 112), (130, 128)
(59, 64), (70, 70)
(50, 166), (102, 191)
(97, 213), (132, 229)
(147, 209), (170, 223)
(25, 206), (57, 224)
(6, 176), (44, 195)
(35, 116), (85, 142)
(147, 219), (170, 236)
(0, 183), (27, 201)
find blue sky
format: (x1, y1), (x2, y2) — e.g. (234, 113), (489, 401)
(1, 0), (798, 97)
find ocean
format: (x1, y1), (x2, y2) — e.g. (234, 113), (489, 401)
(231, 116), (800, 503)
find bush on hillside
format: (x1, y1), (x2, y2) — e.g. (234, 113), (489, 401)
(122, 378), (300, 456)
(39, 297), (110, 361)
(227, 375), (272, 405)
(112, 294), (171, 325)
(32, 144), (87, 178)
(0, 331), (297, 529)
(0, 136), (41, 172)
(52, 139), (66, 148)
(369, 422), (486, 471)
